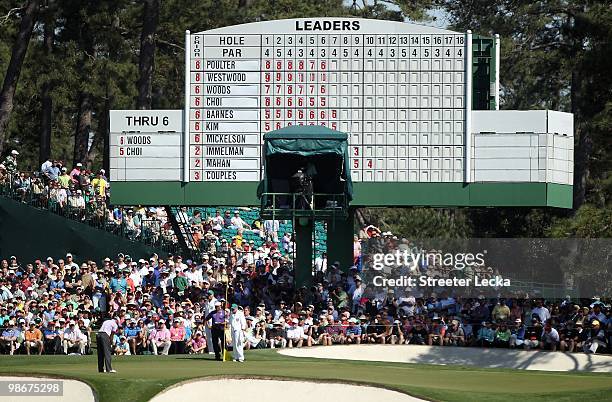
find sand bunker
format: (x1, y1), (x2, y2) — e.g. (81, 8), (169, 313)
(0, 376), (95, 402)
(279, 344), (612, 372)
(149, 378), (426, 402)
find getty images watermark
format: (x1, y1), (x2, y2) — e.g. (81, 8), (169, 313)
(369, 248), (512, 288)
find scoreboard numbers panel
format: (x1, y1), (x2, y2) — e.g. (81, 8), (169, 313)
(186, 18), (468, 182)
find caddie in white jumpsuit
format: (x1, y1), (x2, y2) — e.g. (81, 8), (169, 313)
(230, 303), (247, 362)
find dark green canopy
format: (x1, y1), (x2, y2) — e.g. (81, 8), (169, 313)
(260, 125), (353, 201)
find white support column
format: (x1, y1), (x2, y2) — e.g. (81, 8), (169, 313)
(465, 30), (473, 183)
(494, 33), (500, 110)
(183, 30), (191, 182)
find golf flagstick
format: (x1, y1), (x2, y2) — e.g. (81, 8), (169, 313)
(222, 274), (231, 362)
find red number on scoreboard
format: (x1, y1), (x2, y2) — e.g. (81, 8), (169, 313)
(194, 134), (200, 143)
(195, 97), (200, 106)
(195, 110), (200, 119)
(354, 160), (359, 169)
(367, 159), (373, 169)
(119, 148), (124, 156)
(195, 146), (201, 156)
(194, 121), (200, 131)
(195, 159), (201, 167)
(194, 171), (200, 180)
(353, 147), (359, 156)
(120, 137), (124, 145)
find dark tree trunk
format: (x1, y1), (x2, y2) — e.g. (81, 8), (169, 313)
(0, 0), (40, 155)
(39, 0), (55, 166)
(136, 0), (159, 109)
(87, 91), (111, 172)
(73, 92), (92, 165)
(571, 70), (589, 209)
(573, 123), (591, 209)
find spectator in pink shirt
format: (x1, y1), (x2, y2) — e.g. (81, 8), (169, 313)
(190, 331), (206, 354)
(69, 163), (83, 188)
(169, 319), (186, 354)
(148, 320), (171, 355)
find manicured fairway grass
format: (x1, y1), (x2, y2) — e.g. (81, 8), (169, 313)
(0, 350), (610, 402)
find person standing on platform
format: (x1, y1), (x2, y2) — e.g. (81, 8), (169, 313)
(206, 301), (226, 361)
(230, 304), (247, 362)
(97, 315), (118, 373)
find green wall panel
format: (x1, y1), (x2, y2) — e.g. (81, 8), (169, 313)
(0, 197), (163, 263)
(110, 181), (573, 208)
(547, 183), (573, 209)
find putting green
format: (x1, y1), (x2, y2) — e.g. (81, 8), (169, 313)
(0, 349), (610, 402)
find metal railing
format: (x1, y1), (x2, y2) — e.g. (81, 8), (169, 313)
(0, 175), (180, 254)
(261, 192), (348, 220)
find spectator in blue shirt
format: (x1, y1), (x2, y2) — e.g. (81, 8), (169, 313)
(50, 273), (65, 291)
(345, 318), (362, 344)
(42, 322), (62, 354)
(0, 321), (21, 355)
(109, 270), (127, 294)
(123, 319), (142, 355)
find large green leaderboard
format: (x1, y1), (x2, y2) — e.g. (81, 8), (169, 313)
(110, 18), (573, 209)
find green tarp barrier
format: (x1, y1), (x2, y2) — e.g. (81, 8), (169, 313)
(260, 125), (353, 201)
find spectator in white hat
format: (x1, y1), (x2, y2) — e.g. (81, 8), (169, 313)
(149, 319), (171, 355)
(3, 150), (18, 176)
(69, 163), (83, 187)
(63, 320), (85, 354)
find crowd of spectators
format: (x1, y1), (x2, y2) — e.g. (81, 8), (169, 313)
(0, 248), (610, 357)
(0, 151), (609, 357)
(0, 153), (182, 252)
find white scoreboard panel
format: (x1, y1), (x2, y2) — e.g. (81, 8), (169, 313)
(110, 110), (183, 181)
(186, 18), (470, 183)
